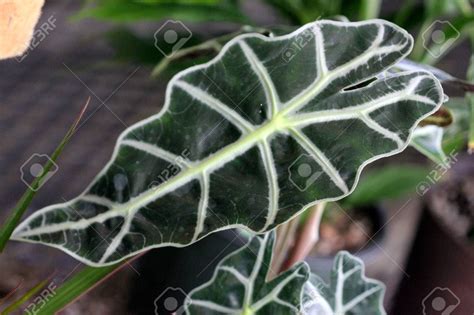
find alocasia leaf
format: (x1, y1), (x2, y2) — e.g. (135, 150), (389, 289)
(304, 252), (386, 315)
(185, 232), (310, 314)
(13, 19), (443, 266)
(186, 232), (385, 315)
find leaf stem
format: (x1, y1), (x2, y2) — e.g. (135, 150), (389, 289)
(0, 98), (90, 252)
(269, 216), (300, 278)
(151, 26), (270, 78)
(282, 203), (326, 270)
(359, 0), (381, 21)
(411, 19), (433, 62)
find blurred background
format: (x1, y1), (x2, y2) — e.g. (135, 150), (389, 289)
(0, 0), (473, 314)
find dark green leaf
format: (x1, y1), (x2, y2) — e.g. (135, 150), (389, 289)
(14, 20), (443, 266)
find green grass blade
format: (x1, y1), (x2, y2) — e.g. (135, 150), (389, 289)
(36, 252), (144, 314)
(35, 264), (119, 314)
(1, 276), (51, 315)
(0, 98), (90, 252)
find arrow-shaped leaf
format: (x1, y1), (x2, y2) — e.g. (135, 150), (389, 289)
(13, 19), (443, 266)
(303, 252), (386, 315)
(186, 232), (310, 314)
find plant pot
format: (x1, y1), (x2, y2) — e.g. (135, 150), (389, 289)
(392, 154), (474, 315)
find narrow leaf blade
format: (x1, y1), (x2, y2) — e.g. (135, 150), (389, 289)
(0, 98), (89, 252)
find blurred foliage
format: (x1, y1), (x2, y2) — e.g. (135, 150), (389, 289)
(444, 96), (472, 153)
(341, 166), (430, 208)
(75, 0), (250, 23)
(74, 0), (474, 77)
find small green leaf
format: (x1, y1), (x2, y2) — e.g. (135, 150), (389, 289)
(307, 251), (386, 315)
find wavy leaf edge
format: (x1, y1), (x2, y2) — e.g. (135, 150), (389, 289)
(303, 251), (386, 315)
